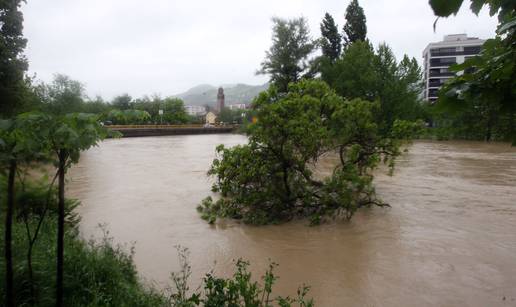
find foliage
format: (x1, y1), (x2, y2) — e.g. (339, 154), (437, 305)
(322, 41), (377, 100)
(429, 0), (514, 21)
(45, 113), (110, 165)
(373, 45), (423, 134)
(0, 112), (112, 306)
(112, 94), (133, 110)
(321, 42), (424, 134)
(320, 13), (341, 62)
(0, 217), (166, 307)
(258, 17), (316, 93)
(30, 74), (192, 124)
(161, 97), (190, 124)
(35, 74), (87, 115)
(199, 80), (418, 225)
(430, 0), (516, 143)
(106, 109), (151, 125)
(342, 0), (367, 45)
(165, 247), (313, 307)
(218, 107), (248, 124)
(0, 0), (29, 117)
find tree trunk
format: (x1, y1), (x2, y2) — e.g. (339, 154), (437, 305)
(56, 150), (66, 307)
(5, 160), (16, 307)
(485, 113), (493, 142)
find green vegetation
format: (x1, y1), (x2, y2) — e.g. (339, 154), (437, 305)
(321, 41), (424, 134)
(0, 112), (112, 306)
(342, 0), (367, 45)
(199, 5), (426, 225)
(257, 18), (316, 93)
(429, 0), (516, 143)
(0, 210), (166, 307)
(198, 80), (421, 225)
(1, 72), (194, 125)
(166, 247), (313, 307)
(0, 0), (29, 116)
(320, 13), (342, 62)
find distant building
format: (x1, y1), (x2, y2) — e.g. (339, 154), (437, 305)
(185, 105), (206, 116)
(228, 103), (247, 110)
(205, 111), (217, 124)
(216, 87), (225, 112)
(422, 34), (485, 103)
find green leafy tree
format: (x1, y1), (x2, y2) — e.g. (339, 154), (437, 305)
(0, 0), (29, 117)
(343, 0), (367, 45)
(323, 41), (377, 100)
(162, 97), (188, 124)
(111, 94), (133, 110)
(106, 109), (151, 125)
(430, 0), (516, 143)
(198, 80), (418, 225)
(258, 17), (316, 93)
(373, 44), (423, 133)
(45, 114), (109, 307)
(36, 74), (86, 115)
(0, 113), (52, 306)
(321, 41), (423, 133)
(320, 13), (341, 62)
(82, 96), (110, 114)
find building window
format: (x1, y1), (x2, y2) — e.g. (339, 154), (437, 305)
(430, 57), (456, 67)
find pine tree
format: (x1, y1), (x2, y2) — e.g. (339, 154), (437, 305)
(0, 0), (29, 117)
(320, 13), (341, 62)
(343, 0), (367, 45)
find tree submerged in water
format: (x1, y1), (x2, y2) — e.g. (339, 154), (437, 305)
(198, 80), (420, 225)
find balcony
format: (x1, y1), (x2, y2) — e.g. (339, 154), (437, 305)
(429, 68), (455, 77)
(430, 46), (482, 57)
(428, 88), (440, 97)
(428, 79), (446, 88)
(430, 58), (456, 67)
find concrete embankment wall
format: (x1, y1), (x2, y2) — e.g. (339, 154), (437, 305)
(108, 126), (236, 137)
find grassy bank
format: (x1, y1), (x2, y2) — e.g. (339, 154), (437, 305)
(0, 218), (166, 306)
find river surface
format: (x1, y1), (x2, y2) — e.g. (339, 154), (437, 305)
(67, 135), (516, 306)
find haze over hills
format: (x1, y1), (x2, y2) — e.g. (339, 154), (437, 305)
(175, 83), (269, 107)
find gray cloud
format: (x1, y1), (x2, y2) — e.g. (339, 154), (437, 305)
(22, 0), (497, 99)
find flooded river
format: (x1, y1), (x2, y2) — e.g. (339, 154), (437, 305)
(68, 135), (516, 306)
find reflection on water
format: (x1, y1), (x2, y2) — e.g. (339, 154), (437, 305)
(68, 136), (516, 306)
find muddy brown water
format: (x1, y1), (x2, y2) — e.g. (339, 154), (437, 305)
(68, 135), (516, 306)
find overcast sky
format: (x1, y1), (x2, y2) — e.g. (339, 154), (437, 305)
(22, 0), (497, 100)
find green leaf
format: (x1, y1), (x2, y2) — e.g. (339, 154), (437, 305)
(429, 0), (464, 16)
(470, 0), (485, 14)
(0, 119), (14, 130)
(496, 16), (516, 34)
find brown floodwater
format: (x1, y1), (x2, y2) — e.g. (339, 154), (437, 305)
(67, 135), (516, 306)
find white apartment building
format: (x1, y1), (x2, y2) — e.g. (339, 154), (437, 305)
(422, 34), (485, 103)
(185, 105), (206, 116)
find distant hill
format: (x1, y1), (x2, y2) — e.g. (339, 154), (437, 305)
(175, 83), (269, 107)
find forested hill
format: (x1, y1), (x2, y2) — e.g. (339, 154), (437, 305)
(175, 83), (269, 106)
